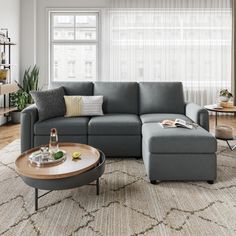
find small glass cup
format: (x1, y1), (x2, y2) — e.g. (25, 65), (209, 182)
(40, 146), (50, 161)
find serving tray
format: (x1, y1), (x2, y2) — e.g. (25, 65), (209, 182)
(28, 150), (66, 167)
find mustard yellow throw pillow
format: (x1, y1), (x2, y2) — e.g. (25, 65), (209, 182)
(64, 96), (82, 117)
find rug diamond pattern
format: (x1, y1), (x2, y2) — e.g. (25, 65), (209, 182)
(0, 140), (235, 236)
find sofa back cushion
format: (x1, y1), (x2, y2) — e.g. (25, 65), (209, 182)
(139, 82), (185, 114)
(94, 82), (139, 114)
(50, 82), (93, 95)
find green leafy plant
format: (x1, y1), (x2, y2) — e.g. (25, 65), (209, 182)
(220, 89), (233, 98)
(16, 65), (40, 104)
(10, 90), (29, 111)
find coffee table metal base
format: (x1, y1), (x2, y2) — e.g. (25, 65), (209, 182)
(218, 138), (236, 151)
(21, 151), (105, 211)
(34, 178), (100, 211)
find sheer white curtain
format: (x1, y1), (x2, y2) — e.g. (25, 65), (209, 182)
(101, 0), (232, 106)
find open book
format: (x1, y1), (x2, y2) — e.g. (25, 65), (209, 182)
(159, 119), (194, 129)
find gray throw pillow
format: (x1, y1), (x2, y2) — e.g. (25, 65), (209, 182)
(30, 87), (66, 121)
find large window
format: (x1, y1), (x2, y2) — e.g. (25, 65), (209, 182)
(104, 9), (232, 105)
(48, 4), (232, 106)
(50, 12), (98, 81)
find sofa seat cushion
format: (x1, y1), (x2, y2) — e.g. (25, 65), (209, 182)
(142, 123), (217, 154)
(88, 114), (141, 135)
(34, 117), (89, 135)
(140, 113), (192, 124)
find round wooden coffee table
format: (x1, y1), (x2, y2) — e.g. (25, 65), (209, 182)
(15, 143), (105, 211)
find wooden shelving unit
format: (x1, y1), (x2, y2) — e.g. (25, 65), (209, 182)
(0, 42), (16, 46)
(0, 83), (18, 116)
(0, 83), (18, 95)
(0, 30), (18, 119)
(0, 107), (17, 116)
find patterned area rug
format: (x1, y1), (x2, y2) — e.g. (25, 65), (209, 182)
(0, 140), (236, 236)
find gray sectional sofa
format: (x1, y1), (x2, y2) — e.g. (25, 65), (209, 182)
(21, 82), (217, 183)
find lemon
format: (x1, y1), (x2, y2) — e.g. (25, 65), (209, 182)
(72, 151), (81, 159)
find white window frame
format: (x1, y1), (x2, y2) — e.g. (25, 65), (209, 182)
(48, 10), (99, 82)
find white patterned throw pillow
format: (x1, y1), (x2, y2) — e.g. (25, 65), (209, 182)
(64, 96), (103, 117)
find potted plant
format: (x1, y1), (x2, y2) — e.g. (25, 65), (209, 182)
(10, 89), (29, 123)
(219, 89), (233, 102)
(10, 65), (40, 123)
(16, 65), (40, 104)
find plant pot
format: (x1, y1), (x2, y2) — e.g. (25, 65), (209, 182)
(11, 111), (21, 124)
(219, 96), (230, 102)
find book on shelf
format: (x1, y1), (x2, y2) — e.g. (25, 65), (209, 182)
(159, 119), (196, 129)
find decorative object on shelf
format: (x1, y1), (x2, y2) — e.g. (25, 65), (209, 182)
(0, 69), (8, 84)
(219, 89), (233, 102)
(0, 52), (6, 64)
(0, 32), (5, 43)
(22, 65), (40, 104)
(10, 89), (28, 123)
(0, 28), (9, 43)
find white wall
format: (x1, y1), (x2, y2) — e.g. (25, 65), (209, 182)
(0, 0), (20, 125)
(0, 0), (20, 81)
(20, 0), (108, 88)
(20, 0), (36, 78)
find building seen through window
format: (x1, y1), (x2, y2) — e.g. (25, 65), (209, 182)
(50, 12), (98, 81)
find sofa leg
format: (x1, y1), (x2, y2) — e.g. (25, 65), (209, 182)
(150, 180), (157, 185)
(207, 180), (214, 184)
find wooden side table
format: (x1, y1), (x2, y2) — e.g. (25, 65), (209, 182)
(204, 105), (236, 150)
(204, 105), (236, 126)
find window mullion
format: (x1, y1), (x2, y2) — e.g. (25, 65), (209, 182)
(51, 40), (98, 44)
(74, 13), (76, 40)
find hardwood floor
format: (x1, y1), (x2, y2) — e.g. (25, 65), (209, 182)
(0, 123), (20, 149)
(209, 115), (236, 134)
(0, 115), (235, 149)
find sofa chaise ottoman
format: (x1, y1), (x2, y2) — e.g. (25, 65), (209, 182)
(21, 81), (217, 183)
(142, 123), (217, 184)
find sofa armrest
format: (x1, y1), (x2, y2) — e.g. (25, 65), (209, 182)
(185, 102), (209, 131)
(21, 104), (39, 153)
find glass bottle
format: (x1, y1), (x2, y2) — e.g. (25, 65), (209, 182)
(49, 128), (59, 153)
